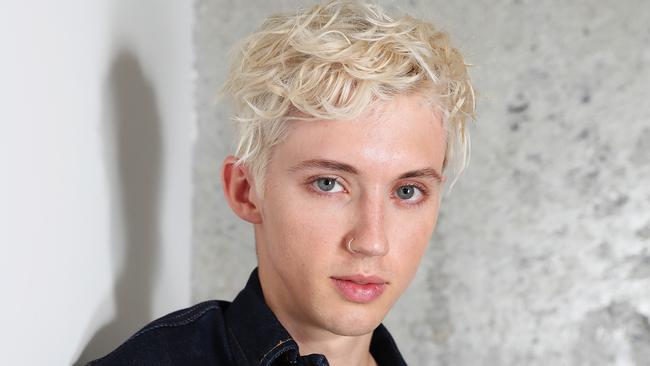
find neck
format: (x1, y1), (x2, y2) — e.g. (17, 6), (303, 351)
(282, 320), (376, 366)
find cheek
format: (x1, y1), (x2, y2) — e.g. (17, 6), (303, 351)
(261, 185), (347, 264)
(389, 208), (438, 274)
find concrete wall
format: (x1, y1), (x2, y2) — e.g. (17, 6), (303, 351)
(0, 1), (193, 364)
(193, 0), (650, 365)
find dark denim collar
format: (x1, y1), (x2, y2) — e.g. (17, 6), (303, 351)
(225, 268), (407, 366)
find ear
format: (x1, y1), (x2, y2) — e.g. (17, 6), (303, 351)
(221, 155), (262, 224)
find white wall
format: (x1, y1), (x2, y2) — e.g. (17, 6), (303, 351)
(0, 1), (192, 365)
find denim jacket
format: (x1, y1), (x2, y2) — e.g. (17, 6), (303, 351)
(87, 268), (408, 365)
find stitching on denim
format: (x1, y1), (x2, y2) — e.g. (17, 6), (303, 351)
(227, 325), (251, 365)
(135, 301), (215, 335)
(134, 304), (202, 336)
(87, 303), (220, 366)
(155, 305), (206, 323)
(131, 304), (220, 339)
(259, 338), (294, 366)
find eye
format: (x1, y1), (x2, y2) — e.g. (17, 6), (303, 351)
(395, 185), (423, 202)
(312, 177), (344, 193)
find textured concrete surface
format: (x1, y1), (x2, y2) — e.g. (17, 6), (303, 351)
(193, 0), (650, 364)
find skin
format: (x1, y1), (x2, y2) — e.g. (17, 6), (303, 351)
(222, 94), (446, 366)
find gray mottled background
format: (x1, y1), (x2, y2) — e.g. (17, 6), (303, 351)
(193, 0), (650, 364)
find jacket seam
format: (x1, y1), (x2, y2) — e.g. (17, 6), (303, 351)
(259, 338), (294, 366)
(86, 303), (220, 366)
(132, 303), (220, 338)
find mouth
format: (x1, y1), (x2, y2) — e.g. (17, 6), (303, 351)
(330, 275), (388, 303)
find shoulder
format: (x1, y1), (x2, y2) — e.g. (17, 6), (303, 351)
(87, 300), (232, 366)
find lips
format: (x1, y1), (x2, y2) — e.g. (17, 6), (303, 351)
(331, 275), (388, 303)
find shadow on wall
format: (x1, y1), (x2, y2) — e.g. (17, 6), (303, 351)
(75, 50), (162, 365)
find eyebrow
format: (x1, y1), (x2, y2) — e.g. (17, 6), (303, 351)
(398, 168), (443, 183)
(287, 159), (443, 182)
(288, 159), (359, 174)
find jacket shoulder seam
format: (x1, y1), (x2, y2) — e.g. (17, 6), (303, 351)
(86, 301), (223, 366)
(132, 301), (221, 338)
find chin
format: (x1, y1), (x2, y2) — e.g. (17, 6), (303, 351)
(320, 304), (386, 337)
(326, 321), (379, 337)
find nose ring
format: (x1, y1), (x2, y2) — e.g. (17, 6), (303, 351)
(347, 238), (358, 254)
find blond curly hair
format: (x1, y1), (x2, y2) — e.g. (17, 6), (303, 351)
(223, 0), (475, 195)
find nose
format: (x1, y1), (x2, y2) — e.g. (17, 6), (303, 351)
(345, 191), (389, 257)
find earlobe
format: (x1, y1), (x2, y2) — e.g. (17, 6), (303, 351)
(221, 156), (262, 224)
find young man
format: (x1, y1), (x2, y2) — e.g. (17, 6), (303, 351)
(89, 0), (474, 365)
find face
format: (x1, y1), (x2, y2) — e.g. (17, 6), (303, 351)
(251, 94), (446, 338)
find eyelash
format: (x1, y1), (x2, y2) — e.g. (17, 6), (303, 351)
(306, 176), (346, 196)
(305, 176), (430, 207)
(394, 182), (429, 208)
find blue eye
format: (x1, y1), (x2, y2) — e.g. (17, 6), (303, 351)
(313, 177), (344, 193)
(395, 185), (422, 201)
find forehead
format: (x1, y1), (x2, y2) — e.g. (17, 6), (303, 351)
(270, 94), (446, 175)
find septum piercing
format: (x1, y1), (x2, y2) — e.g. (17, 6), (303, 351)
(347, 238), (358, 254)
